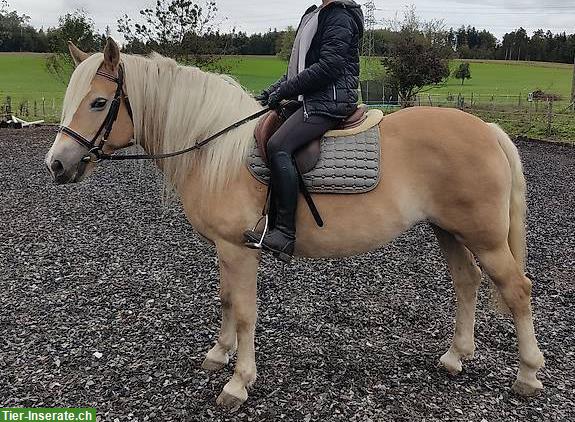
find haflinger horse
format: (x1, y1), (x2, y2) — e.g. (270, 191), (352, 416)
(45, 38), (544, 410)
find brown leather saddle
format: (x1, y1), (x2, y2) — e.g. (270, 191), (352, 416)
(254, 103), (369, 174)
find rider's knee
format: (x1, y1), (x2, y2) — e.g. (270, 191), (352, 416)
(266, 133), (292, 157)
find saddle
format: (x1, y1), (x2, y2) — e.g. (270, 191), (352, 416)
(254, 104), (371, 174)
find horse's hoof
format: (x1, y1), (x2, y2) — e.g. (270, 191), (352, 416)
(202, 356), (227, 372)
(202, 344), (232, 372)
(512, 377), (543, 397)
(216, 385), (247, 412)
(439, 351), (463, 375)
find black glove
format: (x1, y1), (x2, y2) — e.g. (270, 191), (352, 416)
(255, 91), (270, 106)
(267, 90), (282, 110)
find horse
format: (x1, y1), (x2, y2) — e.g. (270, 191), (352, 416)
(45, 38), (544, 410)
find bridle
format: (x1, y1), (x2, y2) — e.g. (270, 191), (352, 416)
(58, 64), (269, 164)
(58, 65), (134, 163)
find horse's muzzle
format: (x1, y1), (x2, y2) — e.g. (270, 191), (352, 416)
(46, 158), (86, 184)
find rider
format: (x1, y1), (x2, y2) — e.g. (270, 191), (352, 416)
(245, 0), (364, 262)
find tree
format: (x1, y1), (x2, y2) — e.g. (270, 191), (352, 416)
(276, 26), (295, 61)
(118, 0), (218, 63)
(454, 62), (472, 85)
(381, 9), (452, 106)
(44, 10), (102, 85)
(0, 1), (48, 52)
(46, 9), (100, 53)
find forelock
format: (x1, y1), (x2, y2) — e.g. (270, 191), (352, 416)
(61, 53), (104, 126)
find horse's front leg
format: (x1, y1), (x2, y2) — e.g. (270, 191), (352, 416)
(202, 250), (240, 371)
(210, 240), (259, 411)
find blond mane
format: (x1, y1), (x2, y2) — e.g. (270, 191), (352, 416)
(64, 52), (262, 194)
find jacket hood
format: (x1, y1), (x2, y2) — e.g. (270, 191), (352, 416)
(326, 0), (364, 38)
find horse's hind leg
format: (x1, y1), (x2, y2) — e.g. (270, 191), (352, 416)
(474, 243), (544, 395)
(433, 225), (482, 374)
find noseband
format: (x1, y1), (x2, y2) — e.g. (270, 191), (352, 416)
(58, 65), (133, 163)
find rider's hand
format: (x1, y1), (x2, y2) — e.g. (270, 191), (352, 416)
(255, 91), (270, 106)
(267, 91), (282, 110)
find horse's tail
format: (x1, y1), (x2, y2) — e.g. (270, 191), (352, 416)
(489, 123), (527, 272)
(488, 123), (528, 313)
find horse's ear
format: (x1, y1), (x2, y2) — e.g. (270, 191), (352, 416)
(68, 41), (89, 67)
(103, 37), (120, 72)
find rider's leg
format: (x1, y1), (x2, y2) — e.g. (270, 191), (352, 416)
(252, 106), (339, 261)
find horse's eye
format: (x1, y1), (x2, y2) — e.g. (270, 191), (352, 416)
(91, 98), (108, 110)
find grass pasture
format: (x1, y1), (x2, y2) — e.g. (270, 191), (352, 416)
(218, 55), (287, 93)
(439, 59), (573, 98)
(220, 56), (573, 102)
(1, 53), (573, 141)
(0, 53), (66, 121)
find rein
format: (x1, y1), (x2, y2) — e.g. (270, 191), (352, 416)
(98, 107), (270, 162)
(59, 64), (269, 163)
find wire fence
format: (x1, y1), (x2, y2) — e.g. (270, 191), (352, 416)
(367, 92), (575, 143)
(0, 93), (63, 124)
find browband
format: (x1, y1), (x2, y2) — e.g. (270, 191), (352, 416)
(95, 70), (120, 84)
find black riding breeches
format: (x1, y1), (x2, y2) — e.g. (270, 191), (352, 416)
(266, 106), (340, 157)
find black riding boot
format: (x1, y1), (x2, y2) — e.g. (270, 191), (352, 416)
(245, 151), (297, 262)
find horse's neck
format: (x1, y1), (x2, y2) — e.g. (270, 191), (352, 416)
(131, 61), (257, 194)
(139, 69), (241, 153)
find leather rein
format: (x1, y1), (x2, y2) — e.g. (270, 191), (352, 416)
(59, 65), (270, 163)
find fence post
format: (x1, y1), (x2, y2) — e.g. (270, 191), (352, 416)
(546, 99), (553, 137)
(42, 97), (46, 118)
(571, 50), (575, 111)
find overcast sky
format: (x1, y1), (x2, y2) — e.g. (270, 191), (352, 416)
(12, 0), (575, 41)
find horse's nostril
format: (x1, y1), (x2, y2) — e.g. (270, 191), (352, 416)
(50, 160), (65, 177)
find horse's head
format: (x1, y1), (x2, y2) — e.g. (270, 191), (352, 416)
(45, 38), (134, 184)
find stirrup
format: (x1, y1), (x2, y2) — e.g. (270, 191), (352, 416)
(244, 215), (269, 250)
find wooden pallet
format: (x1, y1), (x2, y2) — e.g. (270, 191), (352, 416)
(0, 114), (44, 128)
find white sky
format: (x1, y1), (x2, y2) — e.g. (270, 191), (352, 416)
(11, 0), (575, 42)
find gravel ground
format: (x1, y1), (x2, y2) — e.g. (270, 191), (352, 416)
(0, 127), (573, 422)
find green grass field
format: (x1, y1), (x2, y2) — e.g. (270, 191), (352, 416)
(0, 53), (64, 97)
(0, 53), (66, 120)
(1, 53), (573, 140)
(219, 56), (573, 100)
(437, 60), (572, 98)
(218, 55), (287, 93)
(2, 53), (572, 103)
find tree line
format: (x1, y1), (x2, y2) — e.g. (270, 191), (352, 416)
(0, 2), (106, 53)
(451, 26), (575, 63)
(1, 0), (573, 64)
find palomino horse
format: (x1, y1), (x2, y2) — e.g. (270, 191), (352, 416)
(45, 39), (544, 410)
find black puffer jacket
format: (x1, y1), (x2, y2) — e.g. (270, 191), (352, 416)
(266, 0), (364, 120)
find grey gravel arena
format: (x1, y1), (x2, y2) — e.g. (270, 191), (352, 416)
(1, 126), (574, 421)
